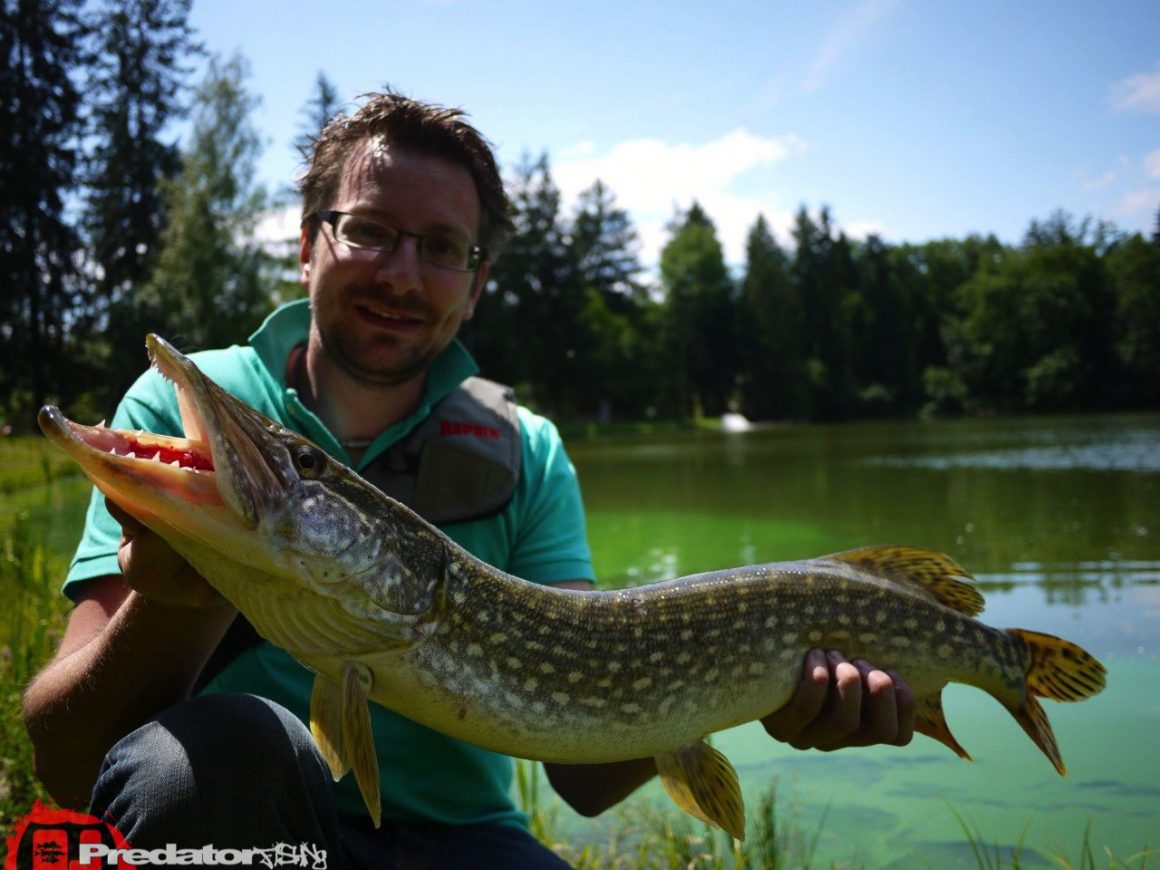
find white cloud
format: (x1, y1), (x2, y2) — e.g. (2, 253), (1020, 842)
(1144, 149), (1160, 180)
(1083, 170), (1118, 192)
(1114, 187), (1160, 218)
(1110, 61), (1160, 113)
(553, 129), (807, 267)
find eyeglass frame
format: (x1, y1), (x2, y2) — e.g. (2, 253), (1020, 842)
(308, 209), (487, 273)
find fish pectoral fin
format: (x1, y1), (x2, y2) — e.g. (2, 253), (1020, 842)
(341, 661), (382, 828)
(656, 740), (746, 841)
(823, 545), (985, 617)
(914, 691), (972, 761)
(309, 673), (350, 781)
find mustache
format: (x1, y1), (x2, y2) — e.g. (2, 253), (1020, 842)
(349, 288), (432, 320)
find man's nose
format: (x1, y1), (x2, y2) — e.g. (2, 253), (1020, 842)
(373, 233), (423, 284)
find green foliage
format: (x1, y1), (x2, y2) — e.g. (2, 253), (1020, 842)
(516, 763), (834, 869)
(472, 159), (661, 420)
(0, 0), (87, 429)
(0, 511), (73, 831)
(294, 71), (342, 161)
(84, 0), (201, 405)
(737, 216), (808, 420)
(140, 53), (276, 351)
(660, 203), (737, 419)
(1106, 234), (1160, 405)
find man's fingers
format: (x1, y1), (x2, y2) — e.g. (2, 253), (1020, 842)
(885, 669), (916, 746)
(106, 498), (144, 536)
(804, 652), (863, 749)
(763, 651), (917, 752)
(761, 649), (829, 743)
(849, 660), (897, 747)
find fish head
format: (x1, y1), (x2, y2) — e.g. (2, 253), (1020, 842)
(38, 335), (435, 621)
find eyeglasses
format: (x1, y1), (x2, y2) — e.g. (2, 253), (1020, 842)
(312, 210), (486, 272)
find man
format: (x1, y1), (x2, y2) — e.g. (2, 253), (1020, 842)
(23, 91), (914, 868)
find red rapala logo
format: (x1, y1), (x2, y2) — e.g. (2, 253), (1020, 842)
(439, 420), (501, 440)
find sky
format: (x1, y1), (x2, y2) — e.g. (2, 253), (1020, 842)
(187, 0), (1160, 271)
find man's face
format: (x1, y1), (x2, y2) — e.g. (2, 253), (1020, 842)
(299, 138), (488, 387)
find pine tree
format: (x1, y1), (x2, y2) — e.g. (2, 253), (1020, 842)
(1, 0), (87, 427)
(294, 71), (342, 159)
(472, 153), (581, 413)
(84, 0), (200, 403)
(737, 215), (807, 419)
(140, 53), (273, 351)
(659, 203), (737, 418)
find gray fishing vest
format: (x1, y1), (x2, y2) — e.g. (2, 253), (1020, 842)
(196, 376), (521, 689)
(360, 376), (521, 524)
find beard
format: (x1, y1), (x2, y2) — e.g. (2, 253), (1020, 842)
(311, 289), (444, 388)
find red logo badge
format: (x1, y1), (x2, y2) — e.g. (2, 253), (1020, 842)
(5, 801), (133, 869)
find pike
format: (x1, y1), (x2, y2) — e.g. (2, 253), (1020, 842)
(39, 335), (1107, 840)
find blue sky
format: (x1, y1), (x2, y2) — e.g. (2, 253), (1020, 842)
(188, 0), (1160, 269)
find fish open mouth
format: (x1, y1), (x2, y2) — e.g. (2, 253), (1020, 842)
(37, 334), (276, 537)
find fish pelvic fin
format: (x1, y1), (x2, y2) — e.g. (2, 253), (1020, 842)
(656, 740), (746, 841)
(914, 691), (972, 762)
(823, 545), (985, 617)
(341, 661), (382, 828)
(310, 673), (349, 781)
(1005, 629), (1108, 776)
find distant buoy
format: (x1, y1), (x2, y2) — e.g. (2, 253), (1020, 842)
(720, 413), (752, 432)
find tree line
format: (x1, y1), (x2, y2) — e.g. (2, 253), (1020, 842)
(5, 0), (1160, 434)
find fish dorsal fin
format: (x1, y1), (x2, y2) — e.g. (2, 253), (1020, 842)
(310, 672), (349, 781)
(824, 545), (985, 617)
(655, 739), (746, 841)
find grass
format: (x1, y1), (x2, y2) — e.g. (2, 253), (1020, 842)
(0, 436), (79, 834)
(518, 760), (833, 868)
(1, 515), (73, 833)
(0, 435), (84, 494)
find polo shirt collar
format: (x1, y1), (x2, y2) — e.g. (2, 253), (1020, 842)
(248, 299), (480, 467)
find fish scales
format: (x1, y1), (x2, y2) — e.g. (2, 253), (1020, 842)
(391, 556), (1034, 765)
(37, 334), (1108, 840)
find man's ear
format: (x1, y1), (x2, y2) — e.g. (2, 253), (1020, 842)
(299, 225), (313, 286)
(464, 261), (489, 321)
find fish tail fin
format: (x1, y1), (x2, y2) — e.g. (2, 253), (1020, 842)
(1004, 628), (1107, 776)
(914, 691), (972, 762)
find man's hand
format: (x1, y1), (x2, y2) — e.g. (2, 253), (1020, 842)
(761, 649), (915, 751)
(107, 499), (225, 609)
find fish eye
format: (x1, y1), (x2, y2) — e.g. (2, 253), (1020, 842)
(293, 446), (326, 477)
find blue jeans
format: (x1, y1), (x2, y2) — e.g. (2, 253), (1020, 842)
(90, 694), (572, 869)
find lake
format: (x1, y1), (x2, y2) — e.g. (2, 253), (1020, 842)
(565, 413), (1159, 867)
(9, 413), (1158, 866)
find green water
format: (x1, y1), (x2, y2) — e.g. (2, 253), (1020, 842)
(8, 415), (1157, 865)
(567, 413), (1159, 866)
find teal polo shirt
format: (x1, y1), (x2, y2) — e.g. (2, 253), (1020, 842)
(64, 299), (595, 827)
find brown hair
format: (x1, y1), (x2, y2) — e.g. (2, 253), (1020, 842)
(298, 89), (513, 257)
